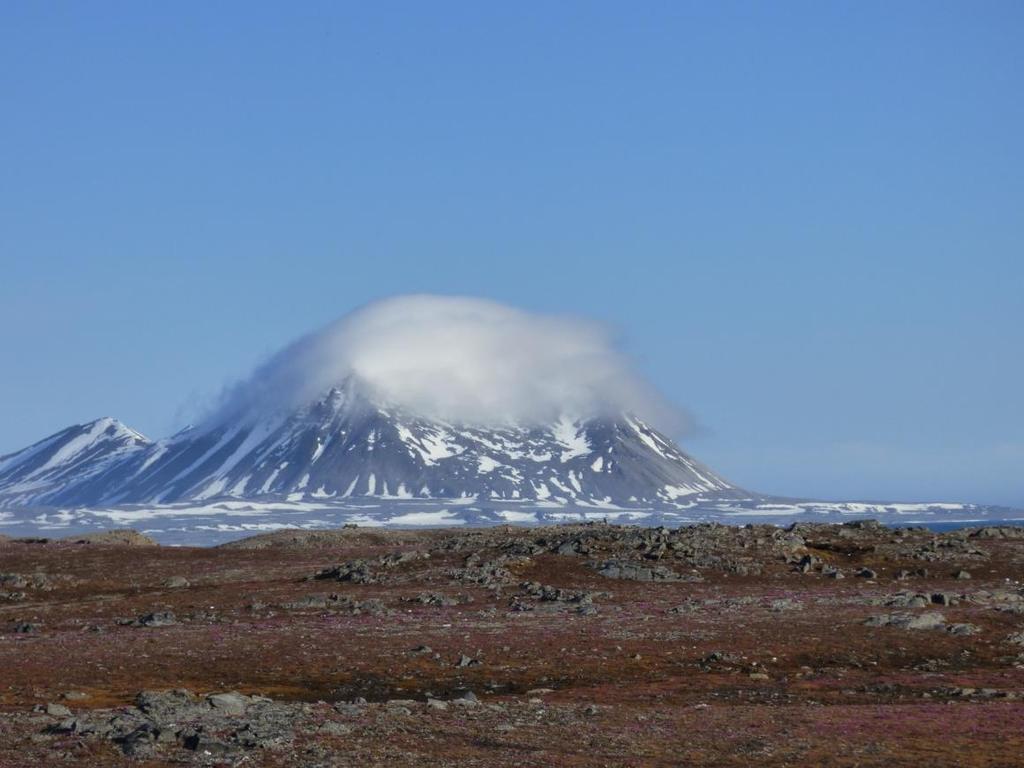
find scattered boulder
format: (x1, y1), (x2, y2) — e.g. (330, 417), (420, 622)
(865, 612), (947, 630)
(970, 527), (1024, 540)
(313, 561), (377, 584)
(135, 611), (177, 628)
(43, 703), (71, 717)
(206, 692), (250, 716)
(280, 593), (386, 615)
(946, 623), (981, 636)
(64, 529), (158, 546)
(591, 560), (684, 582)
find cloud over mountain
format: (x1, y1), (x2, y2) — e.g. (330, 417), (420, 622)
(215, 294), (687, 432)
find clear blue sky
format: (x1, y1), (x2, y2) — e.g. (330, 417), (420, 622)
(1, 2), (1021, 507)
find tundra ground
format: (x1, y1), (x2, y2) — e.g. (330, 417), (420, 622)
(1, 521), (1023, 767)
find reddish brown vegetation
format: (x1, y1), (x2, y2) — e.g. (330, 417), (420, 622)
(1, 522), (1022, 766)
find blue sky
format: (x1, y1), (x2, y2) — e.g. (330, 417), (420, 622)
(1, 2), (1021, 506)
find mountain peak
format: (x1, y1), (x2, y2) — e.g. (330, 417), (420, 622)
(0, 392), (733, 508)
(0, 417), (151, 506)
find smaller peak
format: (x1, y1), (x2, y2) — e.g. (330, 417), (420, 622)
(82, 416), (117, 427)
(82, 417), (149, 443)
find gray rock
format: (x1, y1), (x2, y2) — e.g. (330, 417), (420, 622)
(119, 724), (159, 757)
(135, 688), (200, 720)
(947, 623), (980, 636)
(317, 721), (352, 736)
(451, 691), (479, 707)
(136, 611), (177, 627)
(183, 734), (232, 755)
(44, 703), (72, 717)
(207, 692), (250, 715)
(313, 560), (378, 584)
(592, 560), (682, 581)
(865, 612), (946, 630)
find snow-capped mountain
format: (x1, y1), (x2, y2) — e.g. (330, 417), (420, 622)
(0, 418), (149, 506)
(0, 383), (734, 508)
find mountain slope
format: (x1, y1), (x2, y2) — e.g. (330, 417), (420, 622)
(0, 418), (150, 506)
(0, 386), (734, 508)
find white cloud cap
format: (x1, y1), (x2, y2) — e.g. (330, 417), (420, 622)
(218, 294), (687, 431)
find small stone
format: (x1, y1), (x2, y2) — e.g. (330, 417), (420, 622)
(947, 623), (981, 636)
(206, 691), (249, 715)
(865, 612), (946, 630)
(954, 570), (972, 580)
(426, 698), (448, 710)
(450, 690), (479, 707)
(163, 576), (190, 589)
(317, 721), (352, 736)
(44, 703), (72, 717)
(183, 735), (232, 755)
(137, 611), (177, 627)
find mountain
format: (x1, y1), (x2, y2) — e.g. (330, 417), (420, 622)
(0, 418), (150, 506)
(0, 383), (735, 508)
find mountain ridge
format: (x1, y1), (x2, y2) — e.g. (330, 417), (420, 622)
(0, 385), (735, 508)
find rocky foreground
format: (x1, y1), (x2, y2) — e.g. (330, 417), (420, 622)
(1, 521), (1023, 767)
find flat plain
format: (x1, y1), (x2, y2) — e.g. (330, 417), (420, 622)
(1, 521), (1023, 767)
